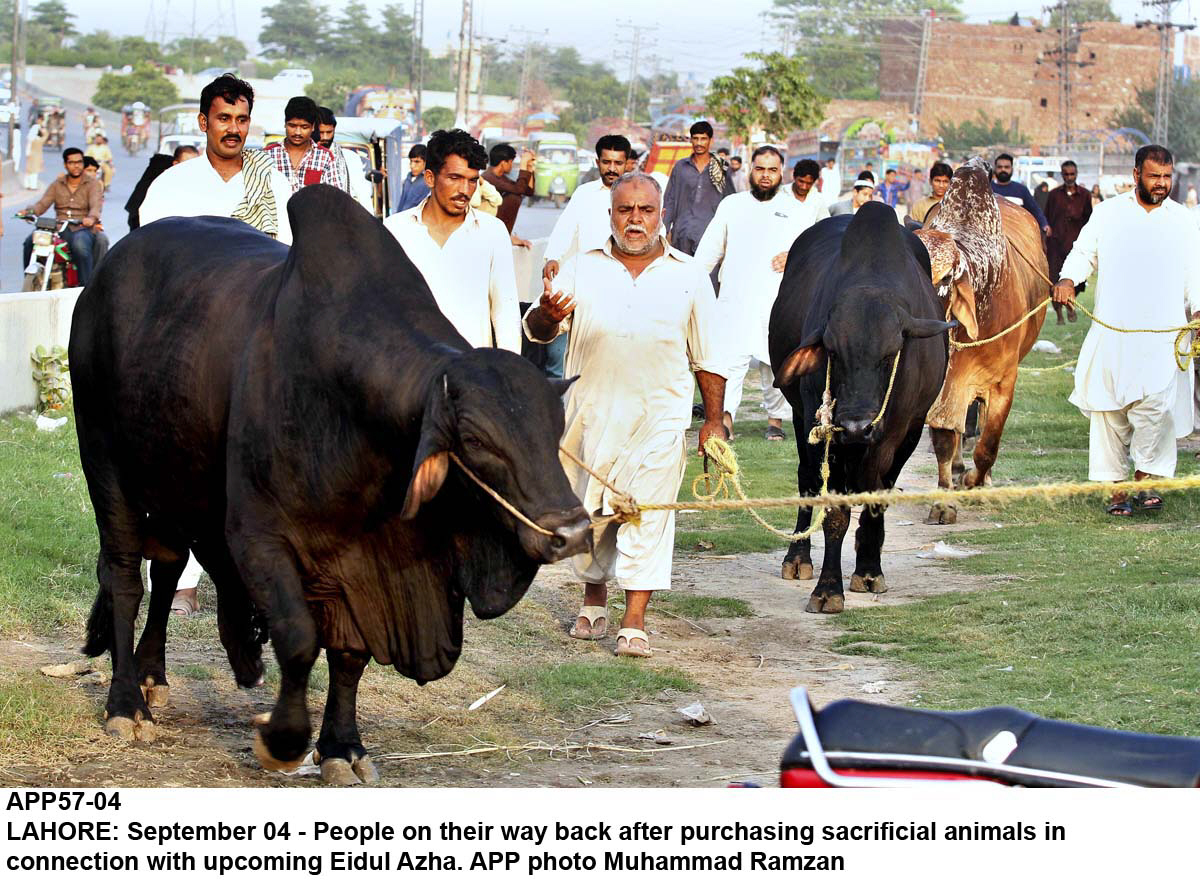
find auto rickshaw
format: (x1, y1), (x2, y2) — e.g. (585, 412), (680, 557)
(38, 97), (66, 148)
(530, 132), (579, 209)
(155, 103), (205, 156)
(331, 117), (406, 217)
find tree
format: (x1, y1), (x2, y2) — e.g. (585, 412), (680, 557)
(259, 0), (329, 59)
(29, 0), (76, 48)
(423, 107), (454, 131)
(167, 35), (247, 73)
(706, 52), (825, 143)
(937, 111), (1026, 152)
(772, 0), (962, 100)
(92, 62), (179, 112)
(1047, 0), (1117, 27)
(1113, 73), (1200, 162)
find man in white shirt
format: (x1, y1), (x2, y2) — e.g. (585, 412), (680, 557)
(524, 172), (727, 658)
(140, 74), (294, 245)
(819, 157), (840, 202)
(1054, 144), (1200, 515)
(384, 128), (520, 352)
(786, 158), (830, 229)
(539, 133), (632, 375)
(138, 74), (295, 617)
(695, 146), (821, 440)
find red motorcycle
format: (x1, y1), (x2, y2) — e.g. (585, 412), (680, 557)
(781, 687), (1200, 787)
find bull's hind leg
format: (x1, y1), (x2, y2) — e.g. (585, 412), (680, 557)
(965, 382), (1015, 489)
(927, 427), (960, 525)
(315, 649), (378, 786)
(133, 557), (187, 709)
(849, 505), (888, 595)
(807, 505), (850, 614)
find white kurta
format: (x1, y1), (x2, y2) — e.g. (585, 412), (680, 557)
(139, 151), (295, 245)
(1059, 191), (1199, 437)
(543, 179), (612, 263)
(384, 199), (521, 352)
(694, 189), (822, 364)
(523, 239), (726, 590)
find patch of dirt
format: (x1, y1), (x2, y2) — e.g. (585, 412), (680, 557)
(0, 444), (993, 788)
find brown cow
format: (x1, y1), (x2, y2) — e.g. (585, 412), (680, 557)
(914, 157), (1048, 524)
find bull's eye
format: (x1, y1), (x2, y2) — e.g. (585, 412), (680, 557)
(464, 437), (483, 450)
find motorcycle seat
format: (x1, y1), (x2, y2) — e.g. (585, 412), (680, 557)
(782, 697), (1200, 787)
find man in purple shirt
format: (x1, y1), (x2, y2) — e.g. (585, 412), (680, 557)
(662, 120), (735, 255)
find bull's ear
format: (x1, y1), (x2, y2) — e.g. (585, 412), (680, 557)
(903, 315), (958, 339)
(949, 275), (979, 341)
(915, 228), (956, 285)
(776, 344), (826, 387)
(401, 374), (453, 520)
(547, 375), (579, 397)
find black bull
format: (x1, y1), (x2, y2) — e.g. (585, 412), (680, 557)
(70, 185), (590, 783)
(769, 203), (953, 614)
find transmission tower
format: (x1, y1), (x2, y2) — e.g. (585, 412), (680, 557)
(1137, 0), (1196, 145)
(1039, 1), (1092, 146)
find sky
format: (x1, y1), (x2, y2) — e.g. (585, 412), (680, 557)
(59, 0), (1200, 82)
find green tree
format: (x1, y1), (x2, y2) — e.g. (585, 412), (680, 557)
(706, 52), (825, 143)
(306, 69), (365, 110)
(1047, 0), (1117, 27)
(167, 35), (247, 73)
(773, 0), (962, 100)
(937, 111), (1025, 152)
(327, 0), (376, 59)
(259, 0), (329, 59)
(92, 61), (179, 112)
(1113, 73), (1200, 162)
(29, 0), (76, 48)
(423, 106), (454, 131)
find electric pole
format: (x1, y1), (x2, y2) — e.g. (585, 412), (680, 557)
(412, 0), (425, 135)
(1137, 0), (1196, 145)
(912, 10), (933, 123)
(1039, 0), (1092, 146)
(617, 22), (656, 125)
(10, 0), (20, 159)
(454, 0), (472, 129)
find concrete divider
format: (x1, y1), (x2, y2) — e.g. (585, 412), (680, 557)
(0, 287), (82, 414)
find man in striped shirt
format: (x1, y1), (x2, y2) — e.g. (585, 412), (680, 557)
(264, 96), (347, 193)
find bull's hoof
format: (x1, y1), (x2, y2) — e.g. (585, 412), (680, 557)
(105, 713), (156, 743)
(781, 561), (796, 580)
(963, 468), (983, 489)
(782, 561), (814, 580)
(926, 503), (957, 525)
(141, 678), (170, 708)
(851, 573), (887, 595)
(253, 727), (308, 774)
(320, 758), (364, 786)
(849, 574), (867, 592)
(805, 592), (844, 614)
(353, 756), (380, 784)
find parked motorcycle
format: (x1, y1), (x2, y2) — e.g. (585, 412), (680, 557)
(17, 213), (77, 292)
(780, 686), (1200, 787)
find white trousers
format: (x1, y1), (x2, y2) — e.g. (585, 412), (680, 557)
(145, 552), (204, 591)
(1088, 389), (1177, 481)
(724, 355), (793, 420)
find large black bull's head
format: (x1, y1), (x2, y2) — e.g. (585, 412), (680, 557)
(401, 349), (591, 574)
(777, 287), (953, 443)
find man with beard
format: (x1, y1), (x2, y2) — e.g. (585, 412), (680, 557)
(1045, 159), (1093, 324)
(264, 96), (347, 193)
(1054, 145), (1199, 516)
(695, 145), (819, 440)
(662, 120), (735, 255)
(540, 134), (632, 377)
(316, 106), (374, 211)
(991, 152), (1050, 235)
(524, 172), (727, 657)
(384, 128), (519, 352)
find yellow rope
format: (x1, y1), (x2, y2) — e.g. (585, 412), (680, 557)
(1018, 359), (1076, 374)
(949, 297), (1051, 351)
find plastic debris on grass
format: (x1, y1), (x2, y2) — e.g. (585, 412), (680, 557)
(677, 702), (712, 726)
(916, 541), (980, 559)
(1031, 340), (1062, 355)
(35, 414), (68, 431)
(468, 684), (506, 711)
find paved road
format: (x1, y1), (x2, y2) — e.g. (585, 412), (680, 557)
(3, 89), (150, 291)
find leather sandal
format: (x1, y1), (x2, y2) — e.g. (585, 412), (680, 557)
(568, 605), (608, 640)
(614, 628), (653, 658)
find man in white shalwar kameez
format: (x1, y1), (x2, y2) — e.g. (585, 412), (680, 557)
(1054, 145), (1200, 514)
(524, 173), (727, 658)
(695, 146), (822, 440)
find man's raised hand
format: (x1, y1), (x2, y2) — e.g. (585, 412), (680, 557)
(539, 277), (576, 323)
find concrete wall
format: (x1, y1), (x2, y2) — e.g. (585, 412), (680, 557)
(0, 287), (82, 414)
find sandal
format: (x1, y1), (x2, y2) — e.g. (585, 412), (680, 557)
(1132, 491), (1164, 512)
(1105, 500), (1134, 517)
(765, 426), (785, 442)
(568, 605), (608, 640)
(614, 628), (653, 658)
(170, 587), (200, 617)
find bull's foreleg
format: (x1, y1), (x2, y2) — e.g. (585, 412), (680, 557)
(230, 537), (319, 772)
(927, 427), (960, 525)
(315, 649), (378, 786)
(807, 505), (850, 614)
(965, 382), (1015, 488)
(782, 442), (817, 581)
(132, 557), (186, 709)
(849, 505), (888, 595)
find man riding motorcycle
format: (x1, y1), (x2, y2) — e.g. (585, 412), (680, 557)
(85, 133), (115, 189)
(20, 147), (104, 286)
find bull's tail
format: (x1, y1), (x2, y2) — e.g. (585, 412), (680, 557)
(81, 583), (113, 657)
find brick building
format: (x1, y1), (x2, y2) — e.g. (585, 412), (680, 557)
(880, 19), (1200, 144)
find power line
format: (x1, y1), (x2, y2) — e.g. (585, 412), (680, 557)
(1136, 0), (1196, 144)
